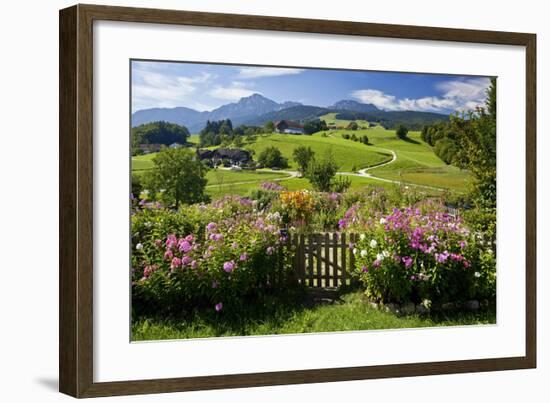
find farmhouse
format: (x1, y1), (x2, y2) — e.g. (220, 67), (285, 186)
(139, 143), (163, 154)
(197, 148), (252, 166)
(274, 120), (304, 134)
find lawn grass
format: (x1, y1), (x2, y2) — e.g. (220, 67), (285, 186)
(246, 133), (392, 171)
(132, 291), (496, 341)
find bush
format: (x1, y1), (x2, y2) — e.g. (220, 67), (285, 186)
(349, 202), (495, 304)
(257, 146), (288, 168)
(131, 197), (291, 316)
(396, 124), (409, 139)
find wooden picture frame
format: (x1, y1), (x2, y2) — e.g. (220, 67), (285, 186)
(59, 4), (536, 398)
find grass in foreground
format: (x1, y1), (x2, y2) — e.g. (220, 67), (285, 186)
(132, 291), (496, 341)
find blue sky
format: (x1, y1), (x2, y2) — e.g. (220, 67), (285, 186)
(131, 60), (492, 114)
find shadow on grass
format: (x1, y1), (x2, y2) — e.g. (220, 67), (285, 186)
(399, 136), (421, 145)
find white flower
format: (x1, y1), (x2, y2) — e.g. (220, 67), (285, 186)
(353, 248), (358, 255)
(486, 249), (493, 255)
(379, 217), (387, 225)
(135, 243), (143, 250)
(376, 253), (385, 261)
(369, 239), (378, 248)
(360, 233), (366, 241)
(474, 272), (481, 278)
(382, 250), (390, 258)
(360, 249), (368, 258)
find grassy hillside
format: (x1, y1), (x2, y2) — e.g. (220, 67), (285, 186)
(319, 128), (472, 191)
(246, 133), (392, 171)
(319, 112), (374, 129)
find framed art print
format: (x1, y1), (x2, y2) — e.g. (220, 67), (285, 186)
(59, 4), (536, 398)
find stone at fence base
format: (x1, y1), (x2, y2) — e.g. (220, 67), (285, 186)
(464, 300), (480, 311)
(416, 303), (430, 314)
(401, 302), (416, 315)
(383, 303), (399, 314)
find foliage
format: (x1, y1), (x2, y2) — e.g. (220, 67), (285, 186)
(348, 201), (495, 304)
(396, 124), (409, 139)
(292, 146), (315, 175)
(332, 176), (352, 193)
(264, 120), (275, 133)
(303, 119), (328, 134)
(142, 147), (209, 208)
(421, 79), (496, 207)
(347, 121), (358, 130)
(199, 119), (234, 147)
(277, 190), (316, 227)
(257, 146), (289, 168)
(131, 197), (291, 316)
(131, 121), (189, 155)
(306, 151), (339, 192)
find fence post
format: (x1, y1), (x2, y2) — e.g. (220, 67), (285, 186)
(332, 232), (338, 287)
(308, 234), (314, 287)
(299, 233), (305, 285)
(349, 233), (356, 278)
(341, 233), (347, 286)
(324, 233), (330, 287)
(315, 234), (321, 287)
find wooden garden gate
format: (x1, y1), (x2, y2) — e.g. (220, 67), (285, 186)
(287, 233), (358, 288)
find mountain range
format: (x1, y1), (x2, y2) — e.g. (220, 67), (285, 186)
(131, 93), (448, 132)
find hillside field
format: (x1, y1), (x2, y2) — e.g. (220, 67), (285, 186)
(132, 123), (471, 198)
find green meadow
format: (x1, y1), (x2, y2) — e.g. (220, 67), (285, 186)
(132, 122), (472, 198)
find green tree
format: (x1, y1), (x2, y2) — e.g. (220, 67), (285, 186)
(264, 120), (275, 133)
(292, 146), (315, 176)
(361, 135), (369, 144)
(396, 124), (409, 139)
(306, 151), (339, 192)
(347, 121), (358, 130)
(257, 146), (288, 168)
(131, 121), (189, 155)
(143, 147), (209, 209)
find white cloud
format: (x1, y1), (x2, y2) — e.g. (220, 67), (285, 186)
(209, 81), (259, 101)
(237, 67), (305, 79)
(351, 77), (491, 113)
(131, 69), (212, 111)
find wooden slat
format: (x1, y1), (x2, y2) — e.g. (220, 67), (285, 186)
(308, 234), (314, 287)
(299, 234), (305, 285)
(324, 233), (330, 287)
(332, 233), (338, 287)
(316, 234), (322, 287)
(341, 233), (347, 286)
(349, 233), (356, 277)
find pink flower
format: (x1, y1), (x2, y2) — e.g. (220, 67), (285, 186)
(361, 265), (369, 273)
(211, 280), (219, 289)
(231, 242), (238, 249)
(182, 255), (191, 265)
(206, 222), (217, 232)
(215, 302), (223, 312)
(266, 246), (274, 255)
(163, 250), (173, 260)
(165, 234), (177, 249)
(190, 260), (198, 269)
(223, 261), (236, 273)
(170, 257), (181, 269)
(185, 234), (194, 242)
(373, 259), (381, 268)
(240, 253), (248, 261)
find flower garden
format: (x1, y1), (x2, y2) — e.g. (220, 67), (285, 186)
(131, 183), (496, 339)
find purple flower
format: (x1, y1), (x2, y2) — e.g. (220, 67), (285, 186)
(178, 240), (192, 253)
(206, 222), (217, 232)
(215, 302), (223, 312)
(240, 253), (248, 261)
(231, 242), (238, 249)
(373, 259), (381, 268)
(402, 256), (413, 268)
(211, 280), (219, 289)
(223, 261), (236, 273)
(190, 260), (198, 269)
(361, 265), (369, 273)
(182, 255), (191, 265)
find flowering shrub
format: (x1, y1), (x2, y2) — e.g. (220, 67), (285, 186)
(132, 198), (292, 316)
(276, 190), (315, 227)
(350, 203), (495, 304)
